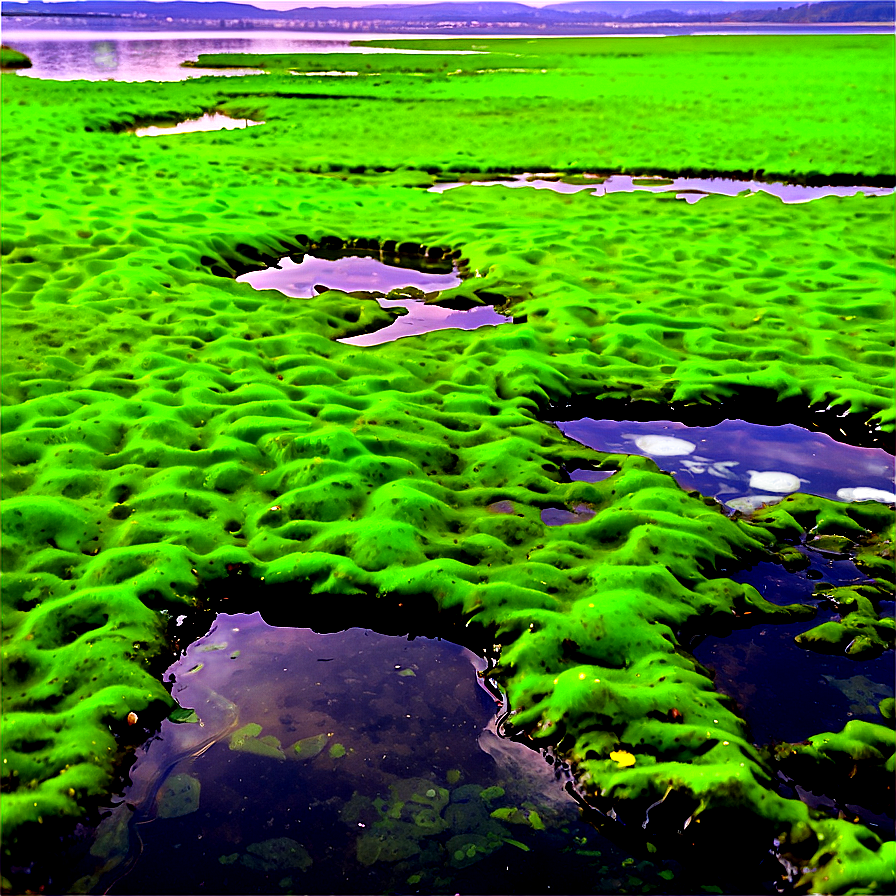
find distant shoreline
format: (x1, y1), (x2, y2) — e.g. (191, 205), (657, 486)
(2, 18), (892, 36)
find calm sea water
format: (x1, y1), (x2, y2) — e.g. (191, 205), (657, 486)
(3, 26), (891, 82)
(0, 29), (465, 81)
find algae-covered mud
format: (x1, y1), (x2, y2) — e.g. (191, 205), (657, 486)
(0, 46), (32, 71)
(2, 33), (894, 895)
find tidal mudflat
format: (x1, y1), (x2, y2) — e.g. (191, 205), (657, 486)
(2, 32), (894, 896)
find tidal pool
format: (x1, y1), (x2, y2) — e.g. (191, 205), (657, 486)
(62, 614), (712, 896)
(693, 554), (893, 749)
(133, 113), (264, 137)
(430, 173), (895, 203)
(552, 415), (894, 839)
(554, 417), (896, 512)
(236, 254), (511, 345)
(691, 553), (894, 844)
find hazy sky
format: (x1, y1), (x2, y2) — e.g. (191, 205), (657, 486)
(28, 0), (770, 9)
(28, 0), (568, 6)
(27, 0), (610, 6)
(30, 0), (761, 7)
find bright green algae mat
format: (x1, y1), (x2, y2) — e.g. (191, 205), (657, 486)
(1, 34), (894, 893)
(186, 34), (895, 182)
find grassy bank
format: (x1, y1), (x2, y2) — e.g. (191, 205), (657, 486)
(1, 34), (894, 894)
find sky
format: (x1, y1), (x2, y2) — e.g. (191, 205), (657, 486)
(27, 0), (774, 7)
(25, 0), (566, 6)
(25, 0), (658, 7)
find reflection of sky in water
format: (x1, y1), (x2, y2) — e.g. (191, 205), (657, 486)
(556, 418), (896, 510)
(238, 255), (511, 345)
(430, 173), (895, 203)
(2, 30), (476, 82)
(133, 112), (264, 136)
(73, 614), (704, 895)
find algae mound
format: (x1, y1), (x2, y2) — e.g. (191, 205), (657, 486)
(0, 46), (31, 71)
(1, 33), (894, 894)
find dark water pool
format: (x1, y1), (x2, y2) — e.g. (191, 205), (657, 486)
(692, 552), (893, 745)
(237, 254), (511, 345)
(64, 614), (716, 896)
(555, 417), (895, 511)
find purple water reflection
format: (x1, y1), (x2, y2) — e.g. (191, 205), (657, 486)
(556, 418), (895, 510)
(430, 173), (894, 204)
(2, 30), (477, 82)
(237, 255), (510, 345)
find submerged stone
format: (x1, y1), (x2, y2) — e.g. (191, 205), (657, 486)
(240, 837), (312, 873)
(157, 773), (201, 819)
(725, 495), (785, 512)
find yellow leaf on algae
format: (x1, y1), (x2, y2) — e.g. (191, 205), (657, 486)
(609, 750), (636, 768)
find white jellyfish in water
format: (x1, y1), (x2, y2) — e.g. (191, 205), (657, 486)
(746, 470), (806, 494)
(632, 435), (697, 456)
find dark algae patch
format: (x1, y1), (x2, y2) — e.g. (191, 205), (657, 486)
(1, 33), (894, 895)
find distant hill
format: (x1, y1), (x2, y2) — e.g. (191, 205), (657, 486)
(3, 0), (893, 27)
(719, 2), (896, 22)
(1, 1), (573, 20)
(545, 1), (893, 20)
(545, 2), (785, 13)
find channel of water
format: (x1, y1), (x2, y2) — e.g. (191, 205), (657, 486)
(236, 254), (511, 345)
(429, 173), (895, 203)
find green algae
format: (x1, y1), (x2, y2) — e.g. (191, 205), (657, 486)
(0, 46), (31, 71)
(156, 772), (200, 819)
(341, 772), (569, 877)
(290, 732), (329, 760)
(1, 33), (894, 894)
(748, 494), (896, 659)
(240, 837), (312, 874)
(229, 723), (285, 759)
(184, 35), (895, 181)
